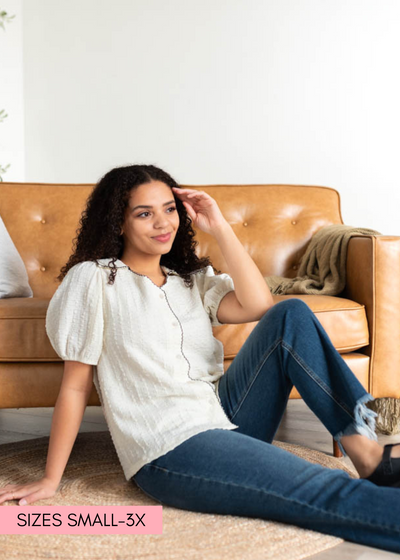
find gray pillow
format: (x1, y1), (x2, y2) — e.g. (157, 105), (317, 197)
(0, 215), (33, 298)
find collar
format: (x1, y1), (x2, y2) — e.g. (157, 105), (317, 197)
(95, 258), (179, 276)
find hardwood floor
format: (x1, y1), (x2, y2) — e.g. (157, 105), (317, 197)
(1, 399), (399, 559)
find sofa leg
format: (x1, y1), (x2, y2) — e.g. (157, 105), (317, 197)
(333, 438), (343, 458)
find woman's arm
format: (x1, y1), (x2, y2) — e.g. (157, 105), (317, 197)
(0, 361), (94, 505)
(212, 221), (274, 323)
(172, 187), (274, 324)
(44, 361), (94, 484)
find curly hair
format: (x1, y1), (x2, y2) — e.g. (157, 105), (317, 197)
(56, 164), (221, 288)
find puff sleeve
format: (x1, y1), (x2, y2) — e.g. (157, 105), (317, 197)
(45, 261), (104, 365)
(197, 265), (235, 327)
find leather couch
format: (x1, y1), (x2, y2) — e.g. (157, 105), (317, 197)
(1, 182), (399, 458)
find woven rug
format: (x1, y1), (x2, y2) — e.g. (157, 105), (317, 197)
(0, 431), (358, 560)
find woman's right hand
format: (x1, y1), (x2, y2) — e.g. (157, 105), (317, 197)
(0, 477), (60, 506)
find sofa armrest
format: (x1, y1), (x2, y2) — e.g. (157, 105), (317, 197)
(341, 235), (400, 398)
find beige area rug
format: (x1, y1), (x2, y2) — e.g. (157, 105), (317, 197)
(0, 431), (359, 560)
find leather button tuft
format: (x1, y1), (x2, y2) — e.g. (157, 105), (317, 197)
(292, 265), (298, 270)
(40, 266), (46, 272)
(243, 222), (248, 227)
(41, 219), (46, 224)
(291, 221), (297, 225)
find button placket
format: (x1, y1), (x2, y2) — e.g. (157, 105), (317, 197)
(161, 287), (233, 425)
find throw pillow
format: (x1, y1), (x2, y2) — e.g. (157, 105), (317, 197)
(0, 214), (33, 298)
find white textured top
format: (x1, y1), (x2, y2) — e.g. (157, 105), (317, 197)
(45, 258), (239, 480)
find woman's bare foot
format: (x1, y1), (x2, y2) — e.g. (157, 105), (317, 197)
(340, 434), (400, 478)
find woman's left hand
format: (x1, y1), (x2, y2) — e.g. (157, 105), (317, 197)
(172, 187), (228, 236)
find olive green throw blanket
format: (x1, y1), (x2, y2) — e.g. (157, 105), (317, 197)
(264, 223), (400, 435)
(264, 224), (381, 296)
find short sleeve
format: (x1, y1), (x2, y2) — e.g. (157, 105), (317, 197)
(45, 261), (104, 365)
(196, 265), (235, 327)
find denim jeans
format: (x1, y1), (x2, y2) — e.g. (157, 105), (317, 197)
(132, 299), (400, 553)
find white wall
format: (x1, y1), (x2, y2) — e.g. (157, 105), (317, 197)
(13, 0), (400, 233)
(0, 0), (24, 182)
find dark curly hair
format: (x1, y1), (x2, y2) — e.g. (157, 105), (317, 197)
(56, 164), (221, 288)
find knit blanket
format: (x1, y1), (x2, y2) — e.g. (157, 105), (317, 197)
(264, 224), (381, 296)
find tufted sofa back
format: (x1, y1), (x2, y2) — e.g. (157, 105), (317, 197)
(0, 182), (343, 298)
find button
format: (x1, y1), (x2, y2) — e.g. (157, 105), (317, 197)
(292, 265), (298, 270)
(243, 222), (248, 227)
(40, 266), (46, 272)
(292, 220), (297, 225)
(41, 219), (46, 224)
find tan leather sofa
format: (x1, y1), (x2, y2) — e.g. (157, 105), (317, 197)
(1, 182), (399, 458)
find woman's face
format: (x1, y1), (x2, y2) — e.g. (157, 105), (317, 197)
(121, 180), (180, 258)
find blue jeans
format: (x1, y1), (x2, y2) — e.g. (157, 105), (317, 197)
(132, 299), (400, 553)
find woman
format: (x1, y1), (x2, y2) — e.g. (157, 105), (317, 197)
(1, 164), (400, 552)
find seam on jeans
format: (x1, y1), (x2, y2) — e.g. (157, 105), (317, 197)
(141, 464), (400, 533)
(229, 335), (357, 427)
(230, 338), (282, 421)
(281, 340), (355, 421)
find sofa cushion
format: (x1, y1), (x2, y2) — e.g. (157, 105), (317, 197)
(213, 295), (369, 360)
(0, 298), (56, 360)
(0, 295), (368, 362)
(0, 215), (33, 299)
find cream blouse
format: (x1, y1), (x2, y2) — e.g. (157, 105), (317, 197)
(45, 258), (239, 480)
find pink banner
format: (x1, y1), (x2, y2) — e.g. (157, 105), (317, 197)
(0, 506), (162, 535)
